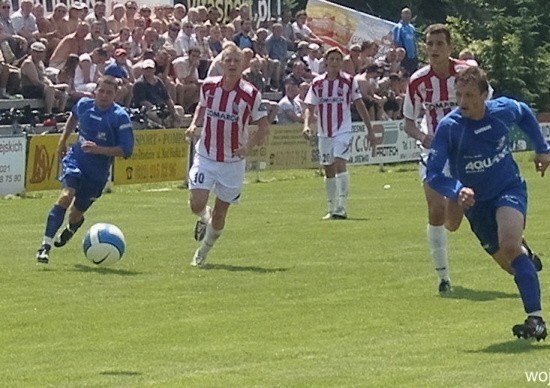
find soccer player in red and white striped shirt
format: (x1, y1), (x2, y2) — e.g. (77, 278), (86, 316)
(303, 47), (376, 220)
(185, 43), (270, 266)
(403, 24), (471, 293)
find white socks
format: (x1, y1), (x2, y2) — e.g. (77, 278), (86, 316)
(335, 172), (349, 212)
(195, 205), (211, 223)
(427, 224), (449, 281)
(325, 177), (336, 214)
(198, 222), (222, 257)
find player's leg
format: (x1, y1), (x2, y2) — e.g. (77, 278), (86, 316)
(423, 182), (451, 292)
(188, 155), (214, 242)
(36, 186), (76, 264)
(318, 136), (337, 220)
(332, 134), (352, 219)
(53, 179), (102, 248)
(492, 206), (546, 340)
(191, 160), (244, 266)
(444, 198), (464, 232)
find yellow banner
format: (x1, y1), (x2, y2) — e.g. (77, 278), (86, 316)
(246, 124), (318, 171)
(25, 134), (78, 192)
(113, 129), (188, 184)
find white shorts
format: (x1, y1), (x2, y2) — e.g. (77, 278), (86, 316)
(318, 132), (352, 166)
(188, 154), (245, 204)
(419, 149), (451, 182)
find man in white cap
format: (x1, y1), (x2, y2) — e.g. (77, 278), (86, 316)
(133, 59), (184, 127)
(303, 42), (322, 75)
(20, 42), (67, 113)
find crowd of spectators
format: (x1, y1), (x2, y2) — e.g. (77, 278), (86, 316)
(0, 0), (411, 125)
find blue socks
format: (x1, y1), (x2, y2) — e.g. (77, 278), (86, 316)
(45, 205), (67, 240)
(511, 253), (541, 314)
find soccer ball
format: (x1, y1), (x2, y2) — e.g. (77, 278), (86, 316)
(83, 223), (126, 266)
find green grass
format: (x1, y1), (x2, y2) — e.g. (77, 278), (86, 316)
(1, 154), (550, 387)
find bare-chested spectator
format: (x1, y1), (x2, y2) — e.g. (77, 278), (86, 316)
(342, 44), (363, 76)
(11, 0), (38, 44)
(34, 4), (63, 60)
(383, 72), (404, 120)
(84, 0), (110, 40)
(74, 47), (108, 94)
(154, 49), (177, 103)
(360, 40), (379, 69)
(356, 64), (387, 120)
(107, 4), (126, 38)
(138, 6), (153, 29)
(172, 47), (201, 113)
(57, 53), (91, 104)
(84, 22), (106, 54)
(49, 22), (89, 70)
(64, 2), (85, 36)
(21, 42), (67, 113)
(173, 4), (187, 24)
(122, 1), (138, 30)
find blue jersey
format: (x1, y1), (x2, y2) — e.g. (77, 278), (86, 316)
(64, 97), (134, 182)
(426, 97), (550, 202)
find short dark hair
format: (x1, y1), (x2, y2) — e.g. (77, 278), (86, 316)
(455, 66), (489, 94)
(324, 47), (343, 61)
(424, 23), (451, 45)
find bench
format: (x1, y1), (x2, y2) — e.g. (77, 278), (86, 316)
(0, 98), (44, 111)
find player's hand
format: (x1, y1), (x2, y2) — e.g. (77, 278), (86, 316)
(367, 130), (377, 150)
(233, 144), (251, 159)
(421, 134), (434, 149)
(302, 126), (312, 140)
(81, 140), (99, 154)
(534, 153), (550, 177)
(185, 125), (199, 142)
(457, 187), (475, 209)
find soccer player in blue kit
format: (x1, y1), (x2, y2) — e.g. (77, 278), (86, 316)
(426, 66), (550, 340)
(36, 76), (134, 264)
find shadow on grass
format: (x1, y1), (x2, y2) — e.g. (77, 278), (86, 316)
(440, 285), (517, 301)
(71, 264), (141, 276)
(202, 263), (289, 273)
(99, 370), (142, 376)
(468, 339), (550, 354)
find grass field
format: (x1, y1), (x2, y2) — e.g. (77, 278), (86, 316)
(1, 154), (550, 387)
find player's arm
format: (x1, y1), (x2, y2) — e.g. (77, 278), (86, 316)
(404, 117), (432, 148)
(425, 122), (464, 200)
(82, 114), (134, 158)
(185, 105), (205, 141)
(234, 98), (270, 158)
(302, 103), (316, 139)
(353, 98), (377, 147)
(57, 113), (78, 158)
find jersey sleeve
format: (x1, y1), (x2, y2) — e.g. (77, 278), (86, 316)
(198, 82), (208, 108)
(250, 90), (268, 122)
(116, 109), (134, 158)
(426, 120), (464, 200)
(402, 81), (421, 121)
(509, 99), (550, 154)
(304, 82), (317, 106)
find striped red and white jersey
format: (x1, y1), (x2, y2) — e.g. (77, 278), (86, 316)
(403, 58), (470, 135)
(304, 71), (361, 138)
(196, 76), (267, 163)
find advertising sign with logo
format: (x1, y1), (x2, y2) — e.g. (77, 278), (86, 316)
(113, 129), (188, 185)
(25, 134), (78, 192)
(0, 135), (26, 195)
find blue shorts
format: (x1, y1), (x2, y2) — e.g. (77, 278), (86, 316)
(464, 182), (527, 255)
(59, 159), (106, 212)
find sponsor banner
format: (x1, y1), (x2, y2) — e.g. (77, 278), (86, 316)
(0, 135), (26, 195)
(113, 129), (188, 185)
(540, 122), (550, 142)
(185, 0), (278, 23)
(349, 120), (421, 165)
(306, 0), (395, 52)
(247, 124), (317, 171)
(25, 134), (78, 192)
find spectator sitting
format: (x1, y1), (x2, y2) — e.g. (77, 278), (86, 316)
(360, 40), (378, 69)
(208, 25), (223, 57)
(107, 3), (126, 37)
(243, 57), (266, 92)
(195, 23), (213, 79)
(132, 59), (184, 128)
(84, 0), (111, 40)
(342, 44), (363, 76)
(11, 0), (39, 44)
(64, 2), (85, 35)
(84, 21), (106, 54)
(356, 64), (388, 120)
(40, 4), (67, 58)
(57, 53), (92, 104)
(285, 41), (312, 77)
(0, 40), (20, 99)
(266, 23), (288, 90)
(254, 27), (280, 91)
(280, 9), (296, 51)
(128, 27), (144, 62)
(232, 18), (254, 50)
(303, 43), (323, 76)
(111, 27), (131, 47)
(104, 48), (134, 106)
(277, 77), (303, 124)
(175, 21), (197, 57)
(383, 73), (403, 120)
(284, 60), (307, 91)
(221, 23), (235, 42)
(123, 1), (138, 31)
(162, 21), (181, 49)
(292, 10), (323, 46)
(20, 42), (68, 113)
(153, 49), (177, 104)
(459, 48), (479, 66)
(74, 47), (108, 94)
(49, 22), (89, 70)
(172, 47), (201, 113)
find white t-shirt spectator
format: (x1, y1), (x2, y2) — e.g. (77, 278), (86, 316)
(277, 95), (302, 125)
